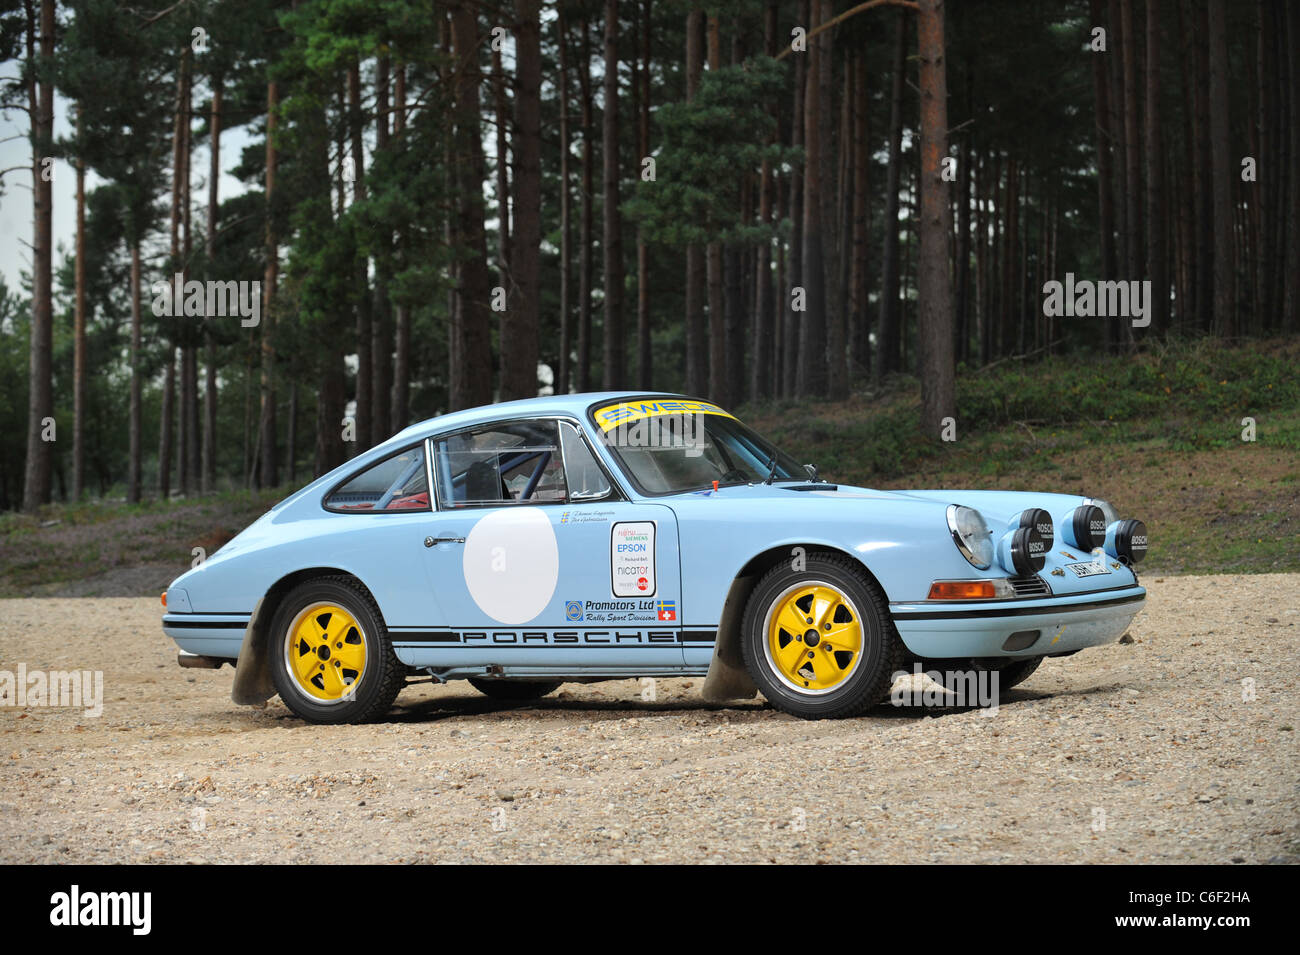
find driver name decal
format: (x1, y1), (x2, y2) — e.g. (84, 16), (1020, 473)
(611, 521), (656, 597)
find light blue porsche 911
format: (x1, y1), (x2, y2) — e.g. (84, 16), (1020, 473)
(162, 393), (1148, 723)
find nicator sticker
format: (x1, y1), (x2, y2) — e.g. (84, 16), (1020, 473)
(611, 521), (656, 597)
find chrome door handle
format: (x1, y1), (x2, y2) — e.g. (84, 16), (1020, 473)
(424, 536), (466, 547)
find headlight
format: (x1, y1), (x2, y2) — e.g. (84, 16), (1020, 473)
(946, 504), (994, 569)
(1063, 503), (1108, 551)
(996, 524), (1049, 576)
(1083, 497), (1119, 526)
(1104, 519), (1148, 565)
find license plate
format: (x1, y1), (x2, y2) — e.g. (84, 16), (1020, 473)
(1067, 560), (1110, 578)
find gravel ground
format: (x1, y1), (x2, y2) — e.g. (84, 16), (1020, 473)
(1, 574), (1296, 864)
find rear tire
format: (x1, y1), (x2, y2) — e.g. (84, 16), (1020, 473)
(468, 679), (563, 701)
(268, 576), (404, 724)
(740, 553), (904, 719)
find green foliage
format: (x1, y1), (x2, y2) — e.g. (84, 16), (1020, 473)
(627, 55), (798, 247)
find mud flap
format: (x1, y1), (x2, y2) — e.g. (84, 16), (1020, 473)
(701, 578), (758, 702)
(231, 597), (276, 705)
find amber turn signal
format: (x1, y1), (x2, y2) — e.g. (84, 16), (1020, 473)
(927, 580), (998, 600)
(160, 591), (167, 608)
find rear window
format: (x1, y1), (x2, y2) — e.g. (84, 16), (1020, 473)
(324, 445), (430, 512)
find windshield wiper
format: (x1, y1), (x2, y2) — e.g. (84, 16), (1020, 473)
(764, 453), (779, 485)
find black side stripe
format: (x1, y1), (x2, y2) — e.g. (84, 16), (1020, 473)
(165, 620), (248, 630)
(893, 592), (1145, 622)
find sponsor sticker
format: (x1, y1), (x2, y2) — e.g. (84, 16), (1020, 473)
(611, 521), (656, 597)
(1067, 559), (1110, 578)
(592, 398), (735, 432)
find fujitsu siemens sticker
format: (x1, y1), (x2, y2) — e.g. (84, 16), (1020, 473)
(611, 521), (656, 597)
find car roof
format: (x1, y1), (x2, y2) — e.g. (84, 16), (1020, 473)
(387, 391), (700, 445)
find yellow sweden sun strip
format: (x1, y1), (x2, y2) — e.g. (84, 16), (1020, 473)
(593, 399), (736, 432)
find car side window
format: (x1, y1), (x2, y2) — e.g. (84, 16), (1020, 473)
(324, 444), (430, 512)
(434, 420), (569, 507)
(559, 422), (613, 501)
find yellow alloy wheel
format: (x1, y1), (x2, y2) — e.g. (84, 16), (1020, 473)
(764, 582), (864, 694)
(284, 602), (368, 703)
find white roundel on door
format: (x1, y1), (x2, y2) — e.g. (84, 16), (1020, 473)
(462, 507), (559, 624)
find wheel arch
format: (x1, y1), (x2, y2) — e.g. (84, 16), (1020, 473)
(231, 567), (384, 706)
(700, 544), (889, 702)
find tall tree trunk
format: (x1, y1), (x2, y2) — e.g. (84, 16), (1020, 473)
(1090, 0), (1119, 297)
(347, 60), (371, 444)
(203, 77), (222, 493)
(181, 58), (198, 496)
(449, 1), (494, 409)
(784, 0), (808, 395)
(602, 0), (625, 390)
(577, 16), (595, 392)
(160, 49), (191, 500)
(493, 43), (511, 286)
(848, 53), (871, 375)
(1145, 0), (1168, 334)
(1120, 0), (1143, 286)
(504, 0), (542, 399)
(822, 0), (847, 401)
(371, 55), (392, 443)
(391, 65), (412, 426)
(684, 8), (707, 396)
(1206, 0), (1235, 336)
(128, 242), (143, 503)
(21, 0), (54, 510)
(916, 0), (956, 438)
(557, 15), (573, 395)
(875, 11), (907, 382)
(798, 0), (829, 397)
(752, 2), (779, 401)
(635, 0), (653, 390)
(1182, 0), (1214, 331)
(705, 16), (726, 403)
(72, 107), (87, 501)
(258, 77), (279, 488)
(1284, 0), (1300, 329)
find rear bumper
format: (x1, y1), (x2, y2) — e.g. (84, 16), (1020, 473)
(890, 586), (1145, 659)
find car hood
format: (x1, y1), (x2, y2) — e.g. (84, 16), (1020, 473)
(662, 483), (1089, 525)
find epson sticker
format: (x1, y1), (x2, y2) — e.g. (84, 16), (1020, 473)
(611, 521), (656, 597)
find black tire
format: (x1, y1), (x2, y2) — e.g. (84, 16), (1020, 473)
(994, 657), (1043, 689)
(468, 679), (563, 701)
(740, 552), (904, 719)
(268, 576), (404, 724)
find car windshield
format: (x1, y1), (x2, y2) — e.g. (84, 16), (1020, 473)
(590, 398), (806, 495)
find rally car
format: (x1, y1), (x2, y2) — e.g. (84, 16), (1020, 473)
(162, 393), (1147, 723)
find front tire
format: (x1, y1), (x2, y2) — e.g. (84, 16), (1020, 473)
(268, 576), (404, 724)
(740, 553), (903, 719)
(992, 657), (1042, 689)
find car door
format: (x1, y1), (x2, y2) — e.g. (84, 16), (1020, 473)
(417, 417), (684, 670)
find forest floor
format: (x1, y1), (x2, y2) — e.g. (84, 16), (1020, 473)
(0, 575), (1295, 864)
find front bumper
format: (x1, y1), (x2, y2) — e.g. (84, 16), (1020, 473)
(162, 613), (250, 659)
(890, 586), (1145, 659)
